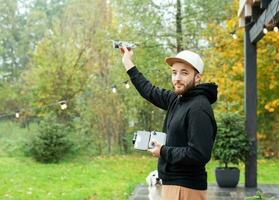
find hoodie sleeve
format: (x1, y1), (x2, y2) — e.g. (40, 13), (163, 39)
(160, 109), (215, 165)
(127, 66), (176, 110)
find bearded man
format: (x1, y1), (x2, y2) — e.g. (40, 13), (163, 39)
(121, 48), (218, 200)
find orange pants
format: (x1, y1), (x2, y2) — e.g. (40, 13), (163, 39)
(162, 185), (207, 200)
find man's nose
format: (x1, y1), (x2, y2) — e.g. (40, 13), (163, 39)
(173, 73), (182, 81)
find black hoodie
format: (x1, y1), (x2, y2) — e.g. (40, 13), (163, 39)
(127, 66), (218, 190)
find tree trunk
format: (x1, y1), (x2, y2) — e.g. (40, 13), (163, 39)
(176, 0), (183, 52)
(107, 117), (112, 154)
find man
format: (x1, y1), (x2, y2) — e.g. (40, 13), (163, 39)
(121, 47), (217, 200)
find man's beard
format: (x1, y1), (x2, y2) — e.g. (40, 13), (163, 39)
(173, 79), (196, 95)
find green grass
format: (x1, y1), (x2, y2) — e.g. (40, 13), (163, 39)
(1, 121), (278, 199)
(206, 159), (279, 184)
(0, 155), (157, 200)
(0, 155), (278, 200)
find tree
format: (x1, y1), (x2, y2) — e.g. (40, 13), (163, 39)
(0, 0), (27, 80)
(203, 0), (279, 156)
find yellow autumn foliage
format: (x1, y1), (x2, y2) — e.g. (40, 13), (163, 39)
(203, 0), (279, 152)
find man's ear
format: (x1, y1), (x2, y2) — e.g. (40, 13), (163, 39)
(195, 73), (201, 84)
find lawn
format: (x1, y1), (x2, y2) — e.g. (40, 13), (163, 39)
(0, 155), (156, 200)
(0, 155), (278, 200)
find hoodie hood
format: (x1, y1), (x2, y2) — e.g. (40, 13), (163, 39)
(182, 83), (218, 104)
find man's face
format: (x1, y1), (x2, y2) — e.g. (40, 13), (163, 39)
(171, 62), (200, 95)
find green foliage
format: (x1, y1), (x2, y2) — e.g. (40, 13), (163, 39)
(27, 114), (73, 163)
(213, 112), (252, 168)
(0, 0), (278, 157)
(0, 121), (35, 156)
(0, 0), (234, 157)
(203, 0), (279, 156)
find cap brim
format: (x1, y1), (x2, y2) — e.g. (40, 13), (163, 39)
(165, 57), (193, 67)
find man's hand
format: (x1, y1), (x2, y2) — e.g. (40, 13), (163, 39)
(120, 47), (135, 71)
(148, 140), (162, 158)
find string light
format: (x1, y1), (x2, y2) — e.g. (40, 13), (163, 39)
(15, 112), (20, 118)
(124, 81), (130, 89)
(228, 20), (255, 39)
(59, 100), (67, 110)
(111, 80), (131, 92)
(230, 31), (238, 39)
(230, 2), (279, 37)
(112, 85), (117, 93)
(263, 26), (268, 34)
(0, 79), (132, 119)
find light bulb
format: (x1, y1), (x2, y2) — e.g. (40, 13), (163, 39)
(59, 100), (67, 110)
(112, 85), (117, 93)
(60, 103), (67, 110)
(230, 31), (237, 39)
(263, 27), (268, 34)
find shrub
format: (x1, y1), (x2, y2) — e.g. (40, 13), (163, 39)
(213, 112), (252, 168)
(28, 114), (73, 163)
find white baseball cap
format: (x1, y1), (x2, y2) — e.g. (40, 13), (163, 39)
(165, 50), (204, 74)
